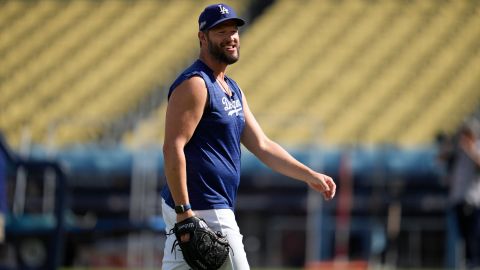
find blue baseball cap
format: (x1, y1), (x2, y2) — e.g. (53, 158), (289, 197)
(198, 3), (245, 31)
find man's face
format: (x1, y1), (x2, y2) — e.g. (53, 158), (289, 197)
(205, 21), (240, 64)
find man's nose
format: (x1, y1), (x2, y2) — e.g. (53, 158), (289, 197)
(227, 34), (237, 43)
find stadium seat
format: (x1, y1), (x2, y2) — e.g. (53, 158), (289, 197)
(228, 0), (480, 146)
(1, 0), (250, 148)
(1, 0), (479, 148)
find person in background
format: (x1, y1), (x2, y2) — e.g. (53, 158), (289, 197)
(448, 122), (480, 268)
(0, 146), (6, 244)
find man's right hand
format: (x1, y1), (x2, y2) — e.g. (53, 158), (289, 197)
(176, 209), (196, 242)
(176, 209), (195, 222)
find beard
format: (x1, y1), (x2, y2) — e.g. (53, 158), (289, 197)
(207, 37), (240, 65)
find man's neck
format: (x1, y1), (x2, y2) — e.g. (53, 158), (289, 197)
(199, 54), (227, 80)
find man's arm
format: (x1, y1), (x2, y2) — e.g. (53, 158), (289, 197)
(240, 91), (336, 200)
(163, 76), (207, 221)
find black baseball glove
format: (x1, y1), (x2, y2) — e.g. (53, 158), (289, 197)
(172, 216), (230, 270)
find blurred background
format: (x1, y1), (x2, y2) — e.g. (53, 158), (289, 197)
(1, 0), (480, 269)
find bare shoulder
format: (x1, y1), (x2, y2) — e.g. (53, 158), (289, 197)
(168, 76), (208, 113)
(170, 76), (207, 100)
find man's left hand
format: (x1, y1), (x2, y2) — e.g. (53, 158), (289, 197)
(308, 173), (336, 200)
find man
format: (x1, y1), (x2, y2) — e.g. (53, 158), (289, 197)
(161, 3), (336, 270)
(0, 136), (6, 244)
(0, 149), (5, 244)
(448, 123), (480, 268)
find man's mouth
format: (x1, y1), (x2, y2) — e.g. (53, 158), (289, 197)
(224, 45), (237, 52)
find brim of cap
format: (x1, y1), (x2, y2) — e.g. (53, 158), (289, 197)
(205, 17), (245, 31)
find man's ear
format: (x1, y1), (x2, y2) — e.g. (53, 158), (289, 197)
(198, 31), (207, 46)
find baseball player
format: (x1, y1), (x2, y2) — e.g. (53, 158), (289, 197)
(161, 3), (336, 270)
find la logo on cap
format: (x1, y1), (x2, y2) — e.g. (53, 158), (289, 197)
(218, 4), (229, 15)
(198, 3), (245, 31)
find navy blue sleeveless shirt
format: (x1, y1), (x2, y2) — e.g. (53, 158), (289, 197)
(161, 60), (245, 210)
